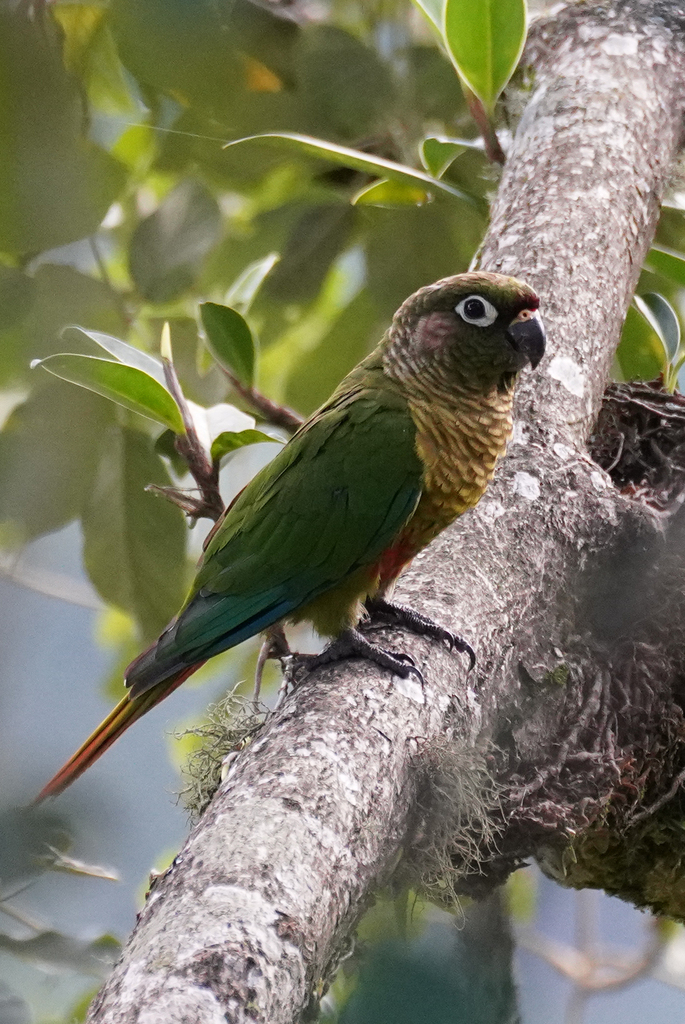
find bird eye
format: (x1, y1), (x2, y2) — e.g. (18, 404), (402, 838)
(455, 295), (498, 327)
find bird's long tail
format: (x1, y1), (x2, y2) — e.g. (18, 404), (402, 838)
(35, 663), (202, 802)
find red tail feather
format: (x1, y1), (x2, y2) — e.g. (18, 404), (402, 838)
(35, 663), (203, 802)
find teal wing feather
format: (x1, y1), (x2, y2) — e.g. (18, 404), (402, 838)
(126, 387), (423, 695)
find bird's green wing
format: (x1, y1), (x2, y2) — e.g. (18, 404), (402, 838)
(127, 389), (423, 693)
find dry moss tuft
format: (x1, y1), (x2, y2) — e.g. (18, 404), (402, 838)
(403, 739), (505, 908)
(179, 694), (268, 823)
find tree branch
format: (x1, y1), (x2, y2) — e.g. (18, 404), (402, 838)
(87, 3), (685, 1021)
(220, 366), (304, 433)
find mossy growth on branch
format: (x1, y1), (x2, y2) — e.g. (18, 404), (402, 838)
(179, 694), (268, 822)
(542, 808), (685, 920)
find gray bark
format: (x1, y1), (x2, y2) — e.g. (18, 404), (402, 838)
(87, 2), (685, 1021)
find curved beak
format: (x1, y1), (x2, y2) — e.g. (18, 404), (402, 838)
(506, 310), (546, 368)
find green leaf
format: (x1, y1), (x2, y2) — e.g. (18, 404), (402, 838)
(0, 263), (128, 388)
(634, 293), (680, 362)
(616, 305), (664, 381)
(645, 245), (685, 288)
(200, 302), (256, 388)
(352, 179), (430, 207)
(407, 44), (468, 124)
(129, 180), (221, 304)
(0, 9), (127, 254)
(224, 133), (475, 204)
(420, 136), (469, 178)
(0, 380), (112, 540)
(82, 426), (187, 640)
(56, 7), (140, 117)
(284, 289), (380, 415)
(155, 428), (187, 476)
(443, 0), (527, 112)
(295, 25), (394, 140)
(225, 253), (280, 314)
(210, 429), (280, 463)
(0, 263), (36, 331)
(263, 204), (354, 304)
(33, 354), (185, 433)
(62, 326), (166, 384)
(111, 0), (298, 120)
(410, 0), (445, 30)
(364, 201), (485, 312)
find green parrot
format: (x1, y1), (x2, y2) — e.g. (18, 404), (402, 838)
(37, 271), (545, 800)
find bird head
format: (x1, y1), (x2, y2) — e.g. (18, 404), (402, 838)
(386, 271), (545, 389)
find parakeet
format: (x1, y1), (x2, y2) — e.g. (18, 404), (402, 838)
(37, 271), (545, 800)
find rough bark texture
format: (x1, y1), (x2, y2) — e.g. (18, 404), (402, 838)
(88, 3), (685, 1022)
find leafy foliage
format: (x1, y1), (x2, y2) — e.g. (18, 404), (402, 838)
(443, 0), (528, 111)
(129, 181), (222, 303)
(82, 426), (187, 640)
(34, 354), (186, 433)
(210, 429), (280, 463)
(200, 302), (256, 388)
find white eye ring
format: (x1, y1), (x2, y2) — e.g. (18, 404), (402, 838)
(455, 294), (498, 327)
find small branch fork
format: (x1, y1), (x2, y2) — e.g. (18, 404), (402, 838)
(148, 356), (225, 523)
(148, 352), (303, 525)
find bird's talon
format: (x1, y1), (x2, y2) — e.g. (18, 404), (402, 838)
(406, 664), (425, 685)
(453, 640), (477, 671)
(366, 598), (475, 669)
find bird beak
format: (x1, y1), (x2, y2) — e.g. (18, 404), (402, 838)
(506, 309), (546, 368)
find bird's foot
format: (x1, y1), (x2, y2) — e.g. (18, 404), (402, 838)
(275, 654), (299, 707)
(365, 597), (476, 670)
(254, 624), (292, 701)
(298, 627), (423, 682)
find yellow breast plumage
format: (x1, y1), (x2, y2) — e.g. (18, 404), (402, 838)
(404, 380), (515, 548)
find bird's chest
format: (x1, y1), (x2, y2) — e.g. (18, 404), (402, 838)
(406, 391), (513, 545)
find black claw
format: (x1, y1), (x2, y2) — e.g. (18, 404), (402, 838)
(454, 639), (477, 671)
(400, 663), (425, 684)
(365, 598), (476, 670)
(392, 651), (424, 683)
(297, 628), (424, 682)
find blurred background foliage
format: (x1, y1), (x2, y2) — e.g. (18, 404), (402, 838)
(3, 0), (685, 1021)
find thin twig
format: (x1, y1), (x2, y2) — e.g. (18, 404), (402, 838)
(605, 432), (625, 474)
(220, 368), (303, 433)
(630, 765), (685, 824)
(161, 357), (225, 523)
(463, 89), (506, 165)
